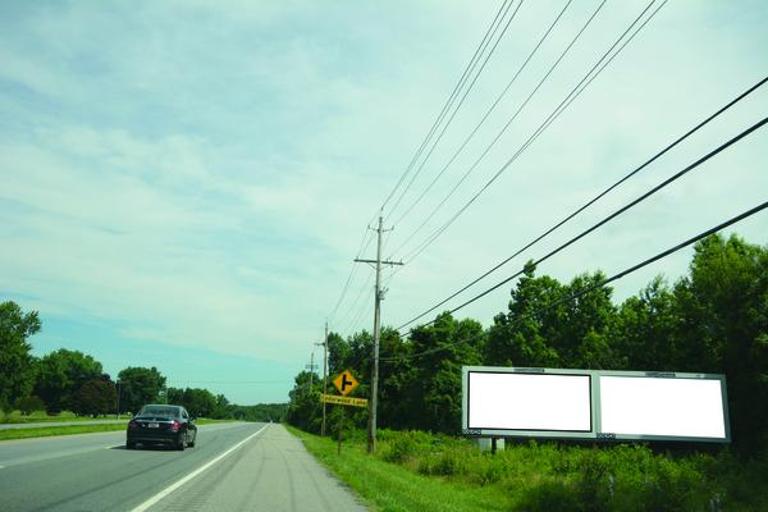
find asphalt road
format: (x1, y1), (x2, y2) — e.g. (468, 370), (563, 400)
(0, 422), (366, 512)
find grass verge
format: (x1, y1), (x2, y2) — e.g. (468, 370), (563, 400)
(288, 426), (511, 512)
(289, 427), (768, 512)
(0, 423), (127, 441)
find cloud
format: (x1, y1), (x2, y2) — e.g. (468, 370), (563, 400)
(0, 0), (766, 384)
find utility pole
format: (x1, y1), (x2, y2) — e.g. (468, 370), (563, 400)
(316, 321), (329, 436)
(355, 214), (403, 454)
(306, 352), (318, 391)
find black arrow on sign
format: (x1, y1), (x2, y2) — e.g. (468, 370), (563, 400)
(341, 373), (353, 392)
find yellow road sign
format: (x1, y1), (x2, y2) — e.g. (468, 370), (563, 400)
(321, 394), (368, 408)
(333, 369), (359, 396)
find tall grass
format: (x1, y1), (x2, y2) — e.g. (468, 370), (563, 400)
(299, 428), (768, 512)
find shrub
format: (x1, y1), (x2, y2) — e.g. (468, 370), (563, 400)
(14, 396), (46, 415)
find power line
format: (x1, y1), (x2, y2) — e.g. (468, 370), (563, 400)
(327, 227), (376, 324)
(394, 76), (768, 329)
(379, 0), (515, 215)
(398, 114), (768, 332)
(389, 0), (576, 233)
(384, 198), (768, 362)
(337, 271), (374, 337)
(399, 0), (664, 264)
(386, 0), (525, 221)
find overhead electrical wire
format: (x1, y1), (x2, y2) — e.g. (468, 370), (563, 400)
(331, 0), (517, 330)
(389, 0), (577, 232)
(393, 76), (768, 329)
(327, 226), (376, 324)
(386, 0), (525, 221)
(397, 114), (768, 332)
(380, 0), (518, 217)
(397, 0), (664, 265)
(383, 198), (768, 362)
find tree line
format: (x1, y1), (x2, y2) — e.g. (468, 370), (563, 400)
(287, 233), (768, 452)
(0, 303), (287, 422)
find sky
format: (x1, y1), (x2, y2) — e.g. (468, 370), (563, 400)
(1, 0), (766, 405)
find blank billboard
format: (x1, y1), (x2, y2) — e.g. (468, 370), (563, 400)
(467, 372), (591, 432)
(600, 376), (727, 439)
(462, 366), (730, 442)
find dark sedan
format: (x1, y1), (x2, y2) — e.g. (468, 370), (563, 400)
(126, 404), (197, 450)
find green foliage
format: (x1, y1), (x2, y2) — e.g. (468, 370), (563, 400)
(34, 349), (104, 412)
(0, 301), (41, 410)
(291, 234), (768, 454)
(73, 379), (116, 417)
(286, 370), (322, 433)
(117, 366), (166, 414)
(166, 387), (218, 417)
(14, 395), (45, 415)
(227, 402), (288, 422)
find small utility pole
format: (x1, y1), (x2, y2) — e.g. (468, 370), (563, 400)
(306, 353), (318, 392)
(355, 214), (403, 454)
(316, 321), (329, 436)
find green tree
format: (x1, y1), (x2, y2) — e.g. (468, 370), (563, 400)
(409, 313), (484, 433)
(286, 370), (322, 432)
(73, 378), (117, 417)
(485, 266), (563, 368)
(34, 349), (104, 412)
(613, 276), (680, 371)
(0, 301), (41, 410)
(117, 366), (166, 414)
(673, 234), (768, 449)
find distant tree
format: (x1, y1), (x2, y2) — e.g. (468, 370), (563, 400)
(117, 366), (166, 414)
(14, 395), (45, 415)
(34, 349), (103, 413)
(286, 371), (322, 432)
(181, 388), (217, 418)
(0, 301), (41, 410)
(213, 394), (230, 419)
(326, 332), (349, 375)
(73, 379), (116, 417)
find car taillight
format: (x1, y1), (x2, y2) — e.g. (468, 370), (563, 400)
(128, 421), (139, 430)
(170, 420), (180, 432)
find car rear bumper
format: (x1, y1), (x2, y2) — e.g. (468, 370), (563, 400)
(127, 431), (181, 445)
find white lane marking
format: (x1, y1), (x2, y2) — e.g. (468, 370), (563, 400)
(130, 424), (269, 512)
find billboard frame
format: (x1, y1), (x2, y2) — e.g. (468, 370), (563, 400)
(462, 366), (731, 443)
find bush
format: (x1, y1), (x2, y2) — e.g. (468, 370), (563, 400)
(14, 396), (46, 415)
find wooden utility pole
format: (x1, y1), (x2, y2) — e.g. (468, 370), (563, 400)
(317, 321), (329, 436)
(355, 215), (403, 454)
(306, 353), (318, 392)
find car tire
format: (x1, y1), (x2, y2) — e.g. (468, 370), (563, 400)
(188, 434), (196, 448)
(176, 434), (186, 451)
(126, 441), (136, 450)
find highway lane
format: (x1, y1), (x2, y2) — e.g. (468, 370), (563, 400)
(0, 422), (263, 511)
(0, 422), (366, 512)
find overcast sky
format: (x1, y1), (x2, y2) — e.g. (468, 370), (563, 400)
(1, 0), (766, 405)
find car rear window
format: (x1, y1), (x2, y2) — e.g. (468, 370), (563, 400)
(138, 406), (180, 417)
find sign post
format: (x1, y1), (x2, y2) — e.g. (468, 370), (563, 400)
(323, 369), (365, 455)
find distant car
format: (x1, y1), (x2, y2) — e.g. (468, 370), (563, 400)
(126, 404), (197, 450)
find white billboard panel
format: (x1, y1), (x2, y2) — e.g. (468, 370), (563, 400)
(600, 376), (727, 439)
(462, 366), (730, 442)
(468, 372), (591, 432)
